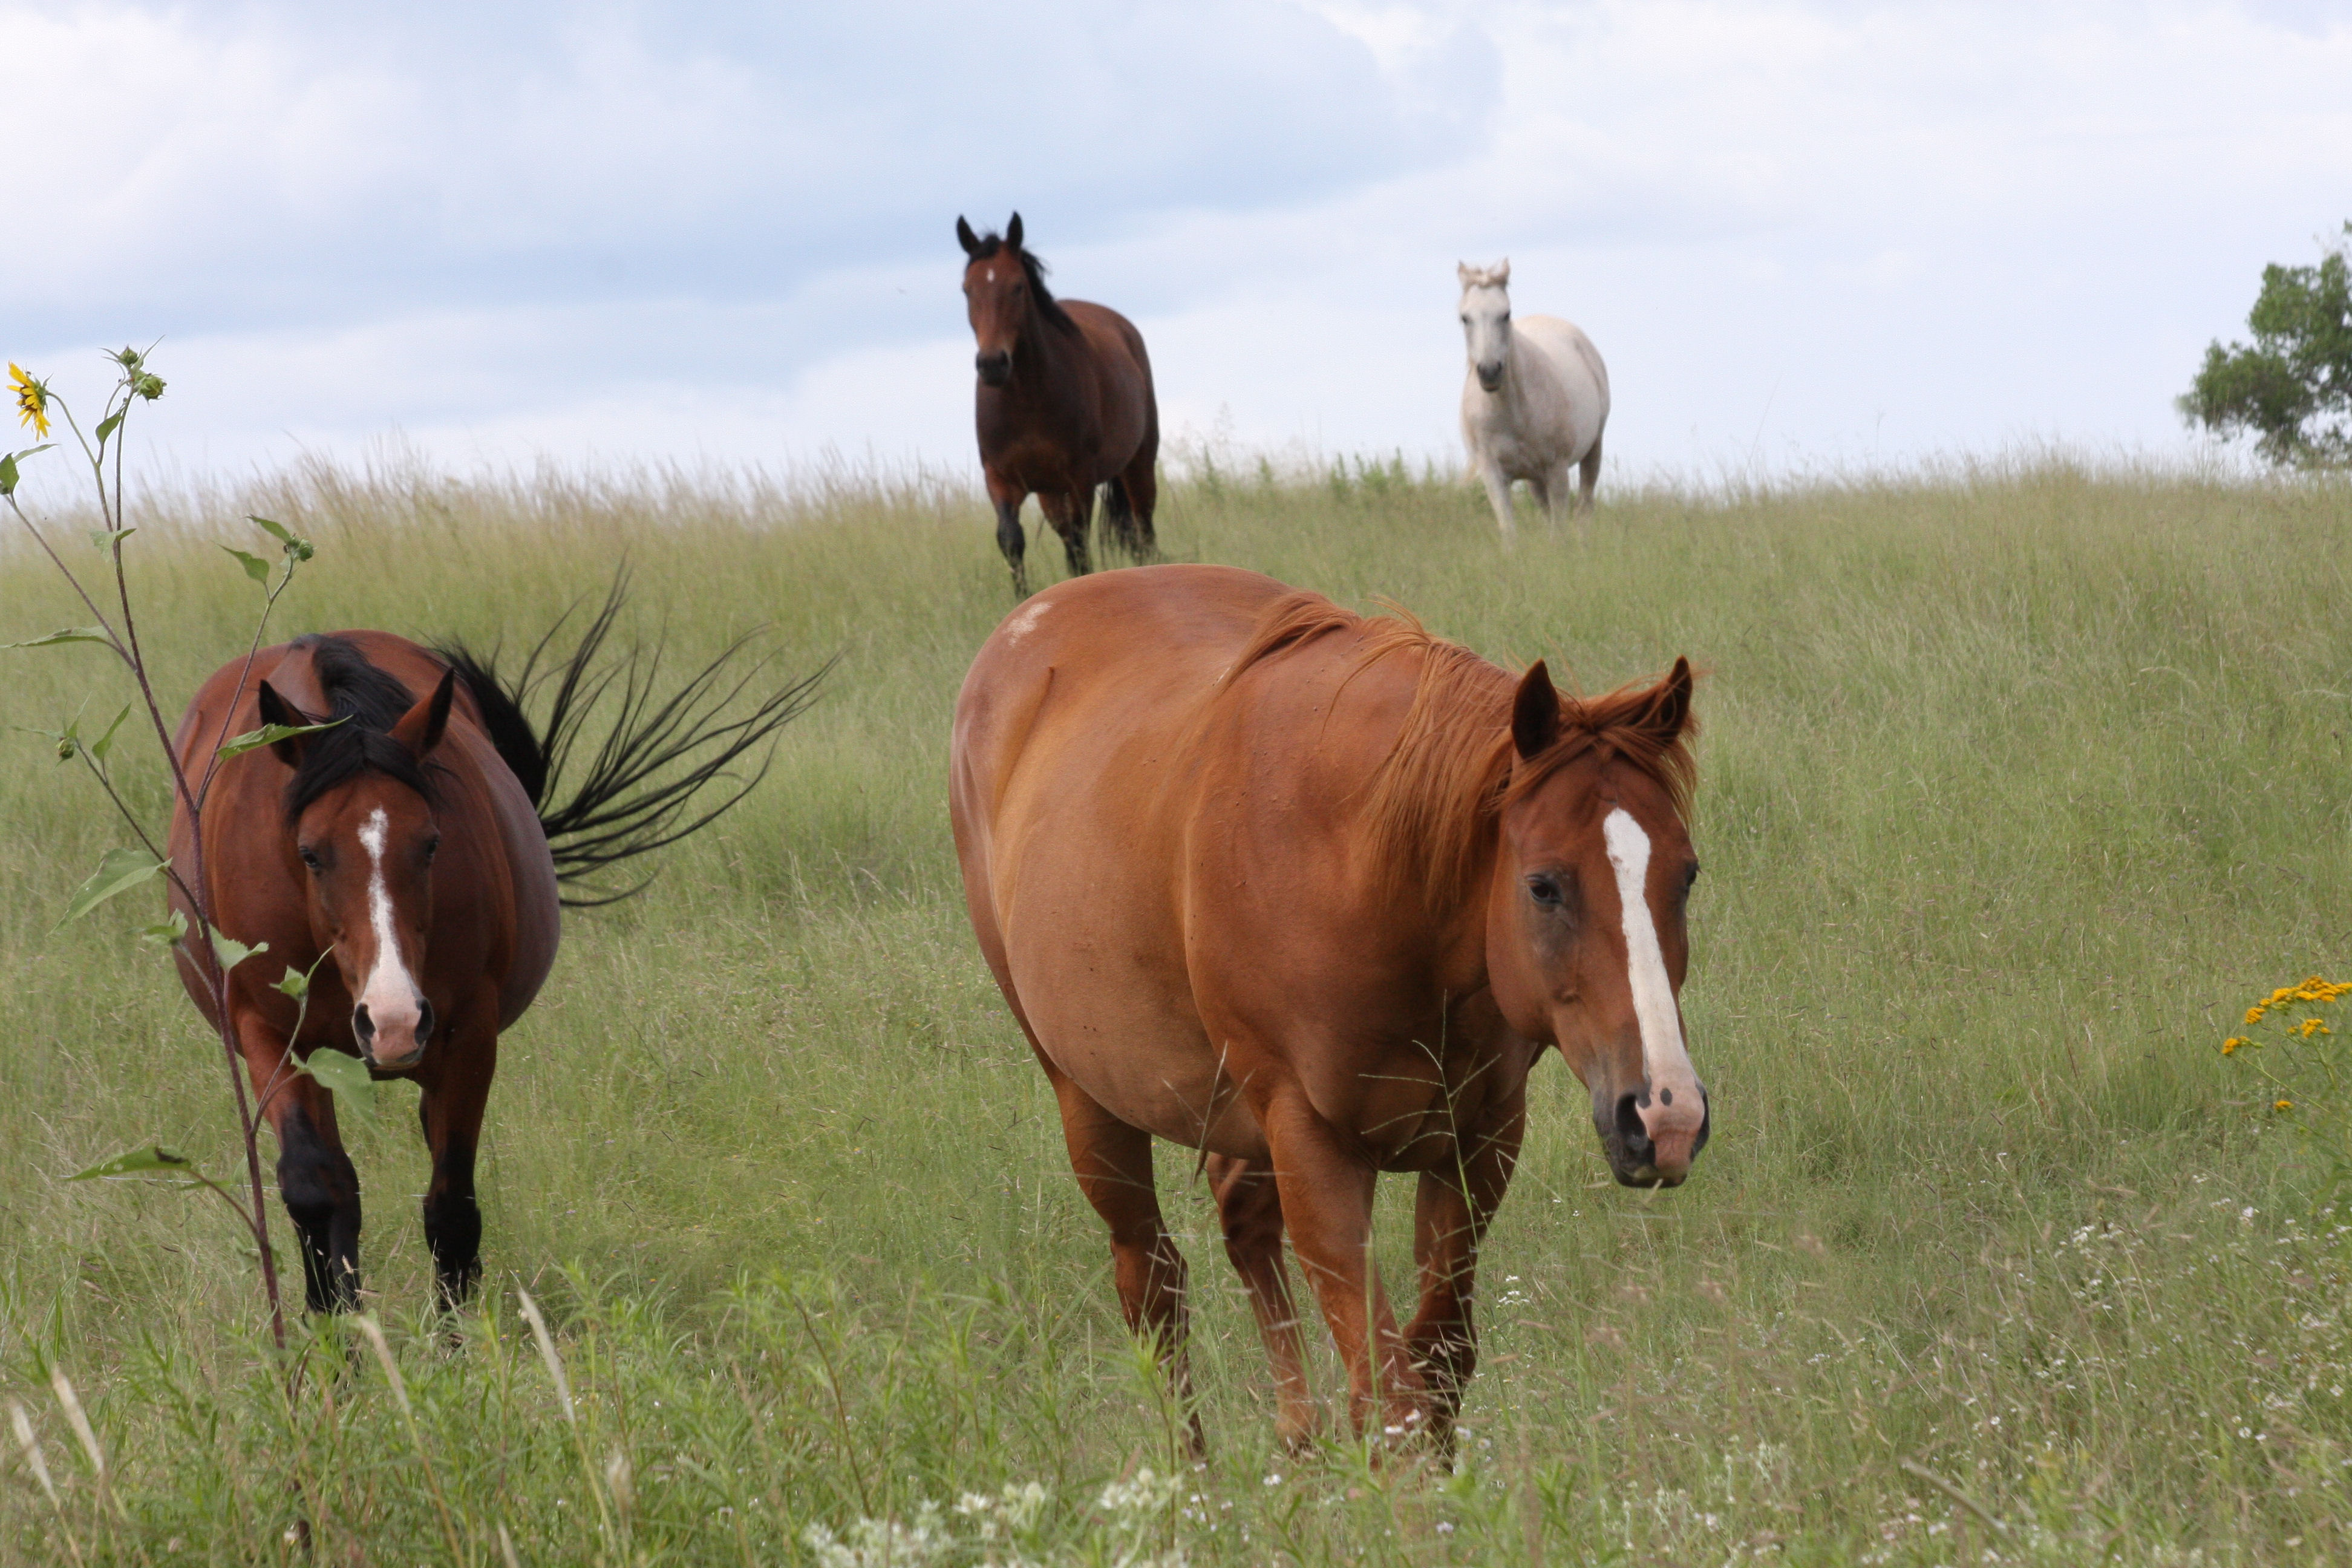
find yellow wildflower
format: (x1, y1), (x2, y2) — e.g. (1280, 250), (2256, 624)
(8, 362), (48, 438)
(2222, 1037), (2244, 1055)
(2246, 1005), (2267, 1025)
(2276, 1099), (2295, 1112)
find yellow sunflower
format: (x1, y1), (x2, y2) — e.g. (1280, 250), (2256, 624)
(8, 363), (49, 439)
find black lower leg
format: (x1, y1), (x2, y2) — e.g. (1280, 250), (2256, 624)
(276, 1104), (362, 1313)
(1059, 496), (1094, 577)
(422, 1137), (483, 1309)
(995, 501), (1028, 595)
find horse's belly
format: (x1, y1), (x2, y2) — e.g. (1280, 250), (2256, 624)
(996, 845), (1272, 1157)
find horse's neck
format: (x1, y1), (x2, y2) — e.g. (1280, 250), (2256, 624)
(1015, 309), (1083, 394)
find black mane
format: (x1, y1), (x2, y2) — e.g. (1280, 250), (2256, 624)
(281, 635), (440, 821)
(965, 231), (1079, 335)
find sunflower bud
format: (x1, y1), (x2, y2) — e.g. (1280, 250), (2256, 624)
(134, 373), (165, 402)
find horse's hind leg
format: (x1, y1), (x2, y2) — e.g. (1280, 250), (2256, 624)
(1575, 428), (1604, 517)
(1044, 1059), (1201, 1453)
(1042, 489), (1094, 578)
(1100, 480), (1139, 560)
(1477, 460), (1518, 544)
(1206, 1154), (1318, 1451)
(1537, 462), (1575, 534)
(417, 1016), (498, 1310)
(1117, 447), (1160, 561)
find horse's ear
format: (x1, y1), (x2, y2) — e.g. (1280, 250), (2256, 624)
(1494, 257), (1510, 286)
(1644, 656), (1695, 742)
(256, 681), (318, 769)
(1005, 211), (1023, 250)
(1457, 261), (1475, 287)
(1512, 661), (1561, 760)
(390, 668), (457, 761)
(956, 215), (981, 256)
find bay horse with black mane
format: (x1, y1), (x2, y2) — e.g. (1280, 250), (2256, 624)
(952, 564), (1707, 1451)
(168, 594), (820, 1311)
(957, 212), (1159, 596)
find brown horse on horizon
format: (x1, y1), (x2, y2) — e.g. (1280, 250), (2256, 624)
(951, 564), (1708, 1451)
(957, 212), (1158, 597)
(168, 599), (818, 1311)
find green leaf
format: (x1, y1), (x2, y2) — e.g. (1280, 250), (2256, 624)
(297, 1048), (377, 1123)
(94, 413), (123, 446)
(59, 846), (166, 925)
(247, 515), (313, 561)
(209, 931), (266, 973)
(4, 627), (111, 650)
(88, 703), (133, 765)
(273, 950), (330, 1000)
(66, 1145), (197, 1181)
(138, 910), (188, 947)
(215, 716), (343, 761)
(90, 527), (135, 551)
(219, 545), (272, 586)
(0, 443), (56, 495)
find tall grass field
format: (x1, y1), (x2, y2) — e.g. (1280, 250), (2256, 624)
(2, 454), (2350, 1564)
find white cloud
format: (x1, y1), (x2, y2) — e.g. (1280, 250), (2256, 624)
(2, 0), (2346, 488)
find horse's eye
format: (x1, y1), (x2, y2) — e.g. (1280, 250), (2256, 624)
(423, 836), (442, 864)
(1526, 874), (1564, 909)
(297, 846), (322, 872)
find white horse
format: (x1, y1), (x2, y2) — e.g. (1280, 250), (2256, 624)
(1458, 260), (1610, 538)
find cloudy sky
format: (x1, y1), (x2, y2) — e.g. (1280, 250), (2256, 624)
(2, 0), (2347, 488)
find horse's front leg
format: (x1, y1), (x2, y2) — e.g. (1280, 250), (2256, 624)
(240, 1014), (364, 1312)
(1206, 1153), (1319, 1451)
(1477, 459), (1518, 544)
(988, 483), (1031, 598)
(1404, 1099), (1526, 1450)
(1260, 1087), (1429, 1442)
(415, 1008), (498, 1310)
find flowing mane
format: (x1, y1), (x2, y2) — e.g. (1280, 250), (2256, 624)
(1223, 592), (1698, 907)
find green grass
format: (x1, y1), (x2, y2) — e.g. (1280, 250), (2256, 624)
(2, 452), (2351, 1564)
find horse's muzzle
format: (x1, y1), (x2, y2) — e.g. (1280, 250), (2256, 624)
(1476, 363), (1504, 393)
(1600, 1086), (1710, 1188)
(975, 351), (1011, 387)
(353, 996), (434, 1070)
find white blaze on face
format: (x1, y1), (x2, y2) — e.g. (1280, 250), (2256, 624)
(1601, 807), (1701, 1117)
(354, 807), (419, 1034)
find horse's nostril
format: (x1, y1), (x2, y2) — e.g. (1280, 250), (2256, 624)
(415, 998), (435, 1046)
(1613, 1091), (1651, 1155)
(352, 1004), (374, 1045)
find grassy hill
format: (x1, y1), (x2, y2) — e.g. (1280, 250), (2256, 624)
(1, 455), (2348, 1563)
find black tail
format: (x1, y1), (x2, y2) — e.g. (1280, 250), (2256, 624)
(437, 578), (828, 907)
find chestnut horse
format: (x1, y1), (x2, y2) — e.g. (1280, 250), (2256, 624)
(169, 605), (818, 1311)
(951, 564), (1707, 1450)
(956, 212), (1158, 597)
